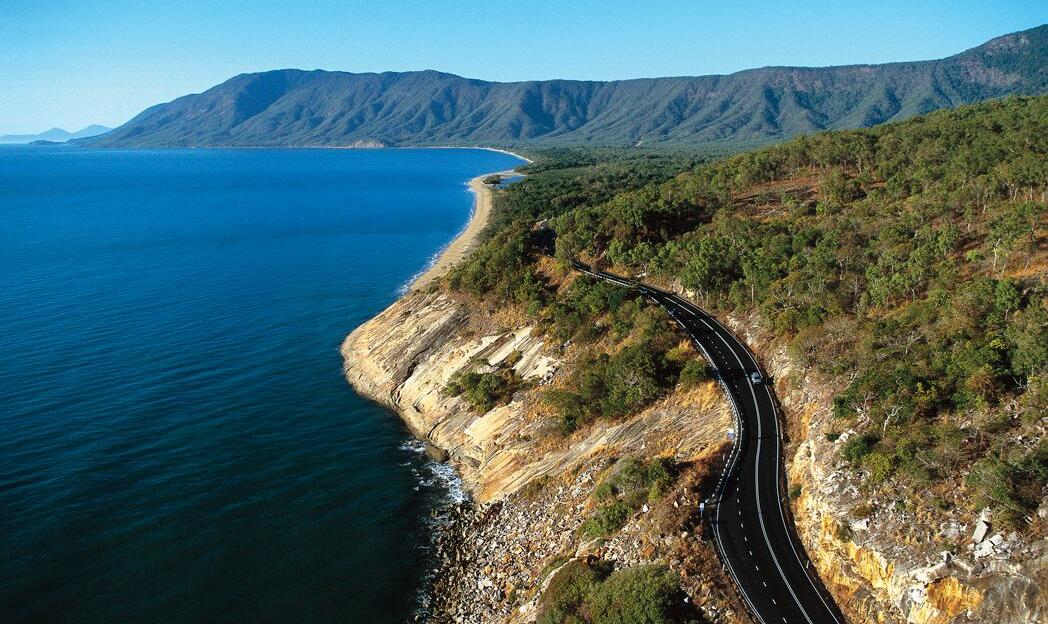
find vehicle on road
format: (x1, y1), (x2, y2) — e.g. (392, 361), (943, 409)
(575, 263), (845, 624)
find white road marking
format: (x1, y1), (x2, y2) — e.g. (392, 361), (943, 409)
(581, 272), (844, 624)
(692, 297), (817, 624)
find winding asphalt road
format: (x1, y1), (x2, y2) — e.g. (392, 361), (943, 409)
(574, 263), (846, 624)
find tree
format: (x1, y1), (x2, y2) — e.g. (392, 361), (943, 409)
(823, 170), (865, 204)
(1009, 304), (1048, 379)
(603, 345), (663, 417)
(678, 360), (713, 388)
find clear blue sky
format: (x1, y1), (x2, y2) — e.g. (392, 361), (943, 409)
(2, 0), (1045, 133)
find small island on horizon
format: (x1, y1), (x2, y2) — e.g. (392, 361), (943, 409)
(0, 124), (111, 145)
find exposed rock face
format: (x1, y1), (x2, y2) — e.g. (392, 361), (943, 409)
(342, 289), (731, 502)
(723, 313), (1046, 624)
(341, 289), (737, 622)
(345, 284), (1044, 623)
(343, 139), (386, 148)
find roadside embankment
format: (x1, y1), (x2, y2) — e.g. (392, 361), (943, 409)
(719, 310), (1047, 624)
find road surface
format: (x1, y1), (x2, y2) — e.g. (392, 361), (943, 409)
(575, 263), (846, 624)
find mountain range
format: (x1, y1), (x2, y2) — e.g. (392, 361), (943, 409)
(85, 24), (1046, 149)
(1, 125), (112, 145)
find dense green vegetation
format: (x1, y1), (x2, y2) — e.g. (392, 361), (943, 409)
(87, 26), (1045, 149)
(450, 95), (1048, 528)
(539, 276), (696, 434)
(451, 148), (708, 307)
(582, 457), (675, 538)
(538, 560), (702, 624)
(444, 366), (527, 412)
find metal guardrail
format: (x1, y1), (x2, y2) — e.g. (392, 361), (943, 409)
(573, 264), (765, 622)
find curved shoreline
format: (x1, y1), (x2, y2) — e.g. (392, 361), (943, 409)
(409, 167), (521, 290)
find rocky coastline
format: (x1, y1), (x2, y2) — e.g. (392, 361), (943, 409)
(338, 168), (1044, 623)
(341, 285), (740, 622)
(341, 279), (1045, 624)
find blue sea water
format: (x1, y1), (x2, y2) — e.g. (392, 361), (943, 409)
(0, 146), (524, 623)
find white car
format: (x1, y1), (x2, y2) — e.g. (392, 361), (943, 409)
(750, 371), (763, 385)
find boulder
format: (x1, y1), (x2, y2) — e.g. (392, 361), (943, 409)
(972, 519), (990, 544)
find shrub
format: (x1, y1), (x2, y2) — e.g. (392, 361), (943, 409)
(863, 451), (895, 484)
(835, 522), (854, 543)
(602, 344), (664, 417)
(588, 565), (686, 624)
(544, 389), (593, 434)
(966, 443), (1048, 528)
(823, 170), (866, 204)
(444, 368), (523, 412)
(537, 560), (604, 624)
(537, 562), (700, 624)
(850, 502), (875, 518)
(642, 458), (673, 502)
(504, 349), (523, 368)
(677, 359), (713, 388)
(545, 276), (644, 343)
(842, 434), (879, 464)
(546, 336), (682, 435)
(448, 221), (546, 307)
(543, 352), (611, 434)
(832, 393), (857, 419)
(600, 457), (674, 506)
(583, 457), (676, 538)
(582, 501), (632, 538)
(519, 476), (550, 500)
(664, 343), (694, 365)
(593, 479), (616, 502)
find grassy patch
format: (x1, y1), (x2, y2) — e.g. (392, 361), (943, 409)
(582, 457), (676, 538)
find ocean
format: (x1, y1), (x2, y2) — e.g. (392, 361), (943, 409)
(0, 146), (524, 623)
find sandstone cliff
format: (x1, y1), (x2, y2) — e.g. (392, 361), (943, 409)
(342, 289), (731, 502)
(343, 283), (1044, 624)
(341, 288), (741, 621)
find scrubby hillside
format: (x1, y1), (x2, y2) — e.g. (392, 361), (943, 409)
(443, 95), (1046, 622)
(86, 25), (1046, 149)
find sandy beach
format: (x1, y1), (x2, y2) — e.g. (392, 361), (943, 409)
(410, 169), (519, 289)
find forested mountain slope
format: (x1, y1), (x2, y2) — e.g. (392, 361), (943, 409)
(86, 25), (1046, 149)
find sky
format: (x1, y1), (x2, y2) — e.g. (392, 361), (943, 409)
(2, 0), (1045, 134)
